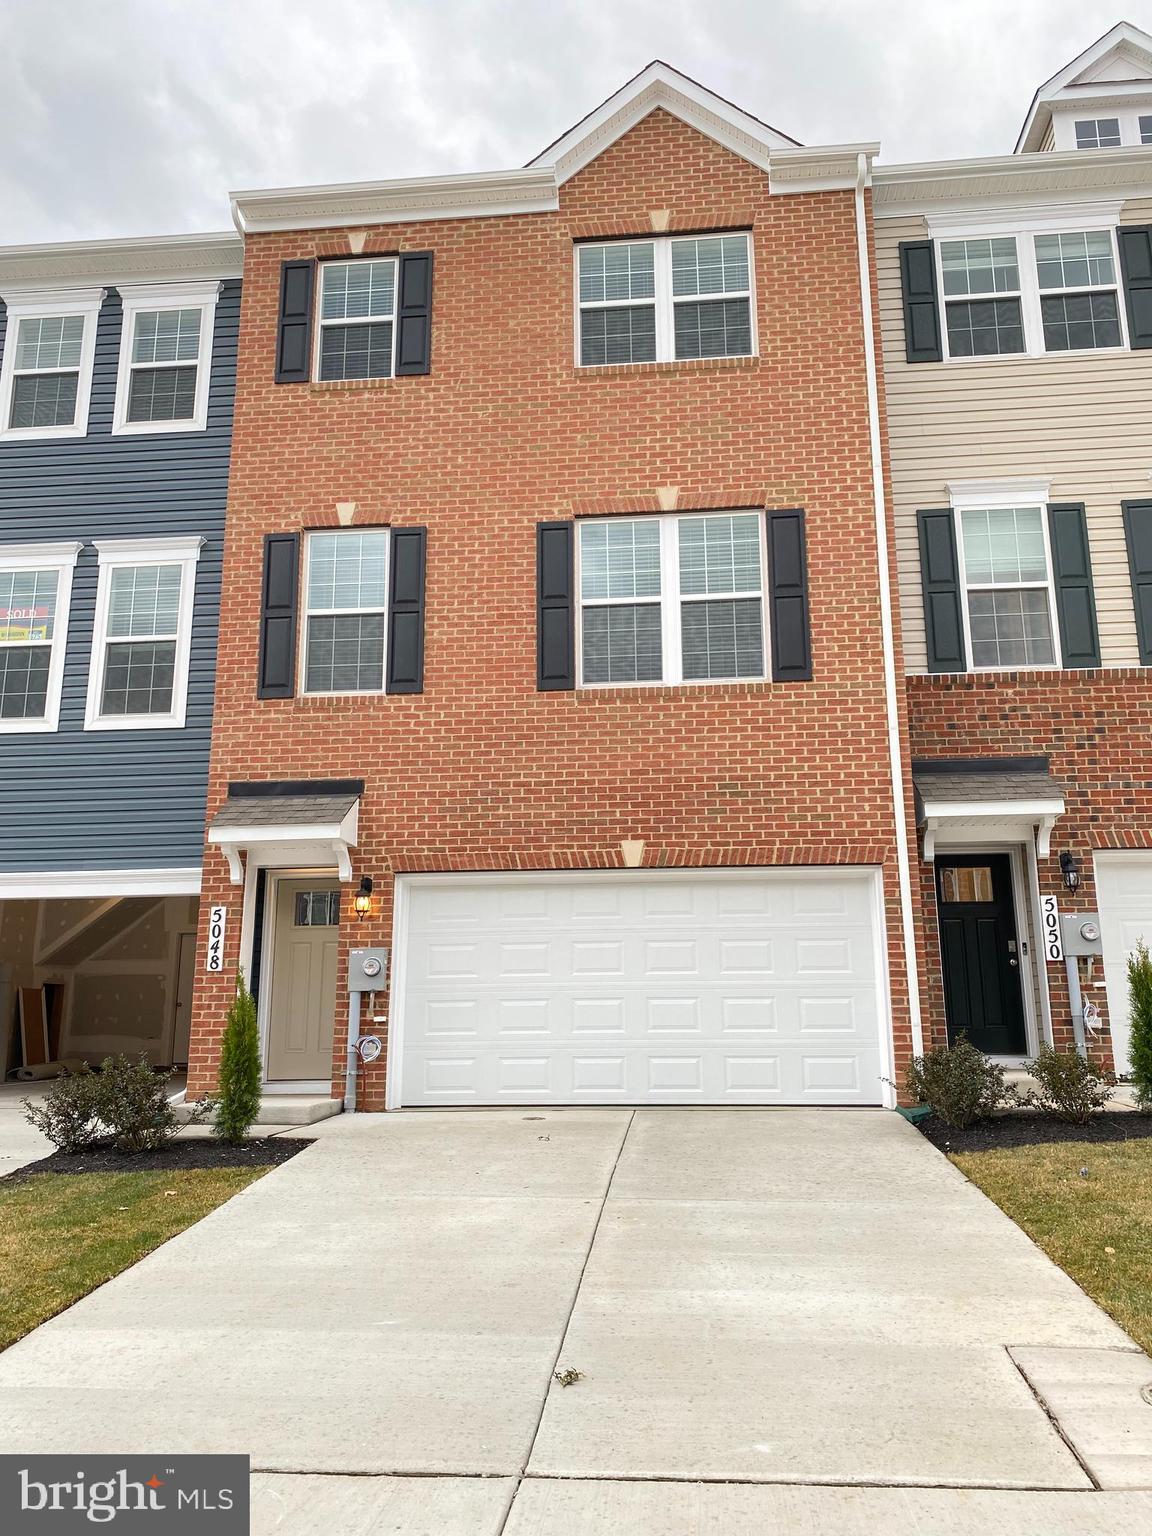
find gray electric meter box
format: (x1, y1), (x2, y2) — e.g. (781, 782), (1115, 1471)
(349, 948), (390, 989)
(1060, 913), (1103, 957)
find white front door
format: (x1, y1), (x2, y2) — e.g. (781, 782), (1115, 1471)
(1095, 852), (1152, 1076)
(393, 870), (887, 1107)
(266, 878), (340, 1083)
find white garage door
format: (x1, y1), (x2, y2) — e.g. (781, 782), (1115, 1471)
(1095, 852), (1152, 1077)
(392, 870), (887, 1107)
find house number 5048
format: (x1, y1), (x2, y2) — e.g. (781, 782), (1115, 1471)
(206, 906), (227, 972)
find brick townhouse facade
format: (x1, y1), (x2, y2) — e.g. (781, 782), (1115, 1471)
(186, 65), (925, 1111)
(184, 26), (1152, 1114)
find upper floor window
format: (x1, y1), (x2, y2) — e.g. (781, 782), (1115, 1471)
(936, 227), (1127, 359)
(1142, 115), (1152, 145)
(0, 540), (81, 733)
(576, 234), (754, 367)
(317, 260), (397, 381)
(0, 289), (101, 441)
(577, 512), (765, 685)
(112, 282), (219, 435)
(302, 530), (389, 693)
(1075, 117), (1122, 150)
(956, 505), (1057, 670)
(84, 536), (203, 730)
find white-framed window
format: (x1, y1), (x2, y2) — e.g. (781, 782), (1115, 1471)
(316, 260), (398, 381)
(935, 224), (1128, 360)
(0, 287), (102, 441)
(84, 536), (203, 731)
(576, 233), (755, 366)
(1074, 117), (1122, 150)
(301, 530), (390, 694)
(0, 540), (82, 733)
(111, 282), (219, 434)
(953, 501), (1058, 671)
(576, 511), (766, 686)
(1142, 115), (1152, 146)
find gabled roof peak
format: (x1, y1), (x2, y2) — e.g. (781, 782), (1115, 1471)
(1017, 21), (1152, 152)
(527, 60), (801, 183)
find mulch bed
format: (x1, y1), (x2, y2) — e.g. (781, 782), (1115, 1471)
(5, 1136), (313, 1183)
(916, 1112), (1152, 1154)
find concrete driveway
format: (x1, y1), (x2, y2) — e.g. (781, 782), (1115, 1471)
(0, 1108), (1150, 1534)
(0, 1081), (55, 1175)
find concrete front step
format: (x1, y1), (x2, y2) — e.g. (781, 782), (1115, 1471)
(174, 1095), (342, 1126)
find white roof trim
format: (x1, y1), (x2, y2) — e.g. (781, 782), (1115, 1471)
(232, 65), (816, 233)
(1016, 23), (1152, 153)
(231, 167), (560, 234)
(0, 232), (241, 288)
(527, 61), (798, 185)
(208, 804), (360, 884)
(770, 143), (880, 194)
(0, 868), (202, 898)
(873, 145), (1152, 214)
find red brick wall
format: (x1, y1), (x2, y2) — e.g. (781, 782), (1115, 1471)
(907, 668), (1152, 1067)
(188, 111), (914, 1106)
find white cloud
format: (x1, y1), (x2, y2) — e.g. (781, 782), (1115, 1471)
(0, 0), (1140, 242)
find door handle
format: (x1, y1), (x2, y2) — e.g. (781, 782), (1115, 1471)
(1008, 958), (1018, 967)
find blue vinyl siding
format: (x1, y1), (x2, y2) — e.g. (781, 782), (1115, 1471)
(0, 281), (238, 872)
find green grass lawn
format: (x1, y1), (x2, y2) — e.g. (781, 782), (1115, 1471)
(953, 1139), (1152, 1354)
(0, 1168), (268, 1351)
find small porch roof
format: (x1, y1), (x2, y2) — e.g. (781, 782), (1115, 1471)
(913, 758), (1065, 862)
(207, 780), (363, 883)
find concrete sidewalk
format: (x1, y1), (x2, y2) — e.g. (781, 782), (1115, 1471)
(0, 1107), (1149, 1534)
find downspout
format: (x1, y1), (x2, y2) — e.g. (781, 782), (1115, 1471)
(345, 988), (361, 1112)
(853, 152), (925, 1060)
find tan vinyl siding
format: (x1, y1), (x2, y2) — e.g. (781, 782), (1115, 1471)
(877, 203), (1152, 674)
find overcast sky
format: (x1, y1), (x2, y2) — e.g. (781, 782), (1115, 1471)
(1, 0), (1147, 245)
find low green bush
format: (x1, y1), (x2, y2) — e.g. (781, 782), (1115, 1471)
(904, 1036), (1018, 1128)
(213, 972), (262, 1144)
(1024, 1044), (1114, 1123)
(21, 1070), (103, 1154)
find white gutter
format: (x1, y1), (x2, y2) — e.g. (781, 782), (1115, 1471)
(853, 151), (924, 1059)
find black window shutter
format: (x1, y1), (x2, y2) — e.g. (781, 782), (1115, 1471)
(386, 527), (427, 693)
(395, 252), (434, 376)
(765, 509), (812, 682)
(898, 241), (943, 363)
(1123, 499), (1152, 664)
(257, 534), (299, 698)
(275, 260), (315, 383)
(537, 522), (575, 690)
(917, 510), (966, 672)
(1117, 225), (1152, 350)
(1047, 503), (1100, 669)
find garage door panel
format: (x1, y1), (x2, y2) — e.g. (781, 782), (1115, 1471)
(1095, 853), (1152, 1078)
(397, 873), (886, 1106)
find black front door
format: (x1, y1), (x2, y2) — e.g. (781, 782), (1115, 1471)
(935, 853), (1028, 1055)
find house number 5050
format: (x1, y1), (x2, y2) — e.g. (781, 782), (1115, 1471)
(1041, 895), (1063, 962)
(206, 906), (227, 972)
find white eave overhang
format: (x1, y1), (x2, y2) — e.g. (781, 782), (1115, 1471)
(873, 145), (1152, 217)
(920, 797), (1066, 863)
(208, 802), (360, 885)
(0, 232), (242, 291)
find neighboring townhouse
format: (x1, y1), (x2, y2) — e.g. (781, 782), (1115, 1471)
(0, 234), (241, 1074)
(186, 64), (926, 1112)
(876, 22), (1152, 1077)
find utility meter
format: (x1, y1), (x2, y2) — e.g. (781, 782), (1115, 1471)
(1059, 913), (1103, 957)
(349, 948), (390, 989)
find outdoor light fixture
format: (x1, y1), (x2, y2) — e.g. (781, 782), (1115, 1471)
(353, 875), (374, 919)
(1059, 852), (1081, 893)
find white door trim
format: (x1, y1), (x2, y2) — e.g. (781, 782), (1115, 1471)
(387, 866), (893, 1111)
